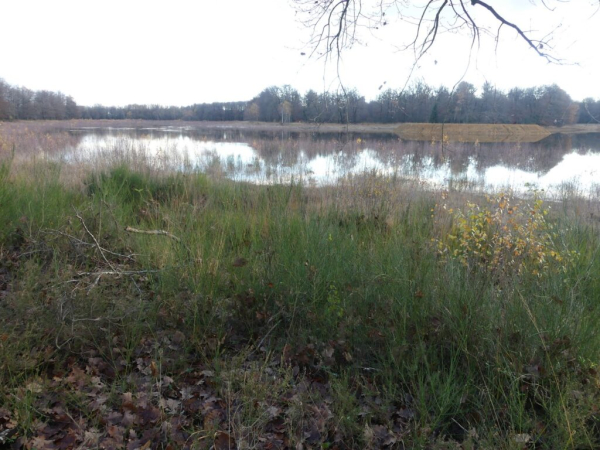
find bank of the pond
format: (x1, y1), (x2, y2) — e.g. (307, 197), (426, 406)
(1, 162), (599, 448)
(4, 119), (600, 137)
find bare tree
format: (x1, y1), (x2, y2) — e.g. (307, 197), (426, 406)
(293, 0), (597, 64)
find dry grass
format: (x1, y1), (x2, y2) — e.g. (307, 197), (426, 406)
(395, 123), (552, 143)
(548, 123), (600, 134)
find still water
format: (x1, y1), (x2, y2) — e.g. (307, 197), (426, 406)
(63, 126), (600, 198)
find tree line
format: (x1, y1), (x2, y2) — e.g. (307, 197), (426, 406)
(2, 77), (600, 125)
(0, 79), (79, 120)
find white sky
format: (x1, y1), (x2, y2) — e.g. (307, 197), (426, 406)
(1, 0), (599, 106)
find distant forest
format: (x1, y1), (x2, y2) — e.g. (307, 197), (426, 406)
(1, 78), (600, 126)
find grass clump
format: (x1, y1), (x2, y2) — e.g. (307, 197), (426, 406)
(85, 164), (189, 206)
(0, 160), (599, 449)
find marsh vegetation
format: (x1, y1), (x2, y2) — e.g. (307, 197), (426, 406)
(1, 121), (600, 448)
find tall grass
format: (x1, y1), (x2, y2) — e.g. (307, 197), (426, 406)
(1, 145), (599, 447)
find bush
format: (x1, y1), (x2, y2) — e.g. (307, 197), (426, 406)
(436, 192), (578, 284)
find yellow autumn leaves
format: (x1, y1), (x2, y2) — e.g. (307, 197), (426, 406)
(437, 192), (578, 282)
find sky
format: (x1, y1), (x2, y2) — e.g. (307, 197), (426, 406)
(1, 0), (599, 106)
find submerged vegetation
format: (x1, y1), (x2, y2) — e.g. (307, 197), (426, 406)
(1, 131), (600, 449)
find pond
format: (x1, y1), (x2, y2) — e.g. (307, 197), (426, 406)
(60, 125), (600, 198)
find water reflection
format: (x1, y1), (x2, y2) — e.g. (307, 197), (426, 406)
(63, 126), (600, 197)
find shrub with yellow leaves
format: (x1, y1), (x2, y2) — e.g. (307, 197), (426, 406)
(437, 192), (578, 283)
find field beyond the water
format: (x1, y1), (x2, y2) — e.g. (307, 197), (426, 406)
(3, 118), (600, 139)
(394, 123), (553, 143)
(1, 122), (600, 449)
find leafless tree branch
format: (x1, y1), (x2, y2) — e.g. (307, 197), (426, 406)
(583, 101), (600, 124)
(470, 0), (561, 63)
(294, 0), (571, 64)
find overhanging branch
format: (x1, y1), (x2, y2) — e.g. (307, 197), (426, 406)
(470, 0), (561, 63)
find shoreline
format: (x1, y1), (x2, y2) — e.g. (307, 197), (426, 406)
(4, 119), (600, 135)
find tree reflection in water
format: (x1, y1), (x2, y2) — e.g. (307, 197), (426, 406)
(49, 125), (600, 197)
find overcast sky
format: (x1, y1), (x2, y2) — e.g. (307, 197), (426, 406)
(1, 0), (599, 106)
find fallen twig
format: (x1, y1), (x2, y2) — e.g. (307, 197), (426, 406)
(76, 269), (162, 277)
(125, 226), (181, 243)
(74, 208), (116, 271)
(42, 229), (136, 261)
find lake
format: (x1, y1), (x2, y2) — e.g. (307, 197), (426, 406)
(57, 125), (600, 198)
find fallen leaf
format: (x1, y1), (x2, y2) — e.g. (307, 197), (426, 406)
(214, 431), (236, 450)
(266, 406), (281, 419)
(29, 436), (54, 449)
(171, 330), (185, 344)
(25, 380), (43, 393)
(165, 398), (181, 413)
(107, 425), (125, 441)
(82, 429), (102, 447)
(513, 433), (532, 443)
(150, 360), (158, 377)
(138, 406), (160, 426)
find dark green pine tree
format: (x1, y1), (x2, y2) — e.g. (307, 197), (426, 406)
(429, 102), (439, 123)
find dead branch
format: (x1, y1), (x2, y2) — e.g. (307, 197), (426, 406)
(124, 226), (181, 243)
(294, 0), (568, 64)
(470, 0), (560, 63)
(76, 269), (162, 277)
(583, 101), (600, 124)
(74, 208), (116, 271)
(42, 229), (136, 261)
